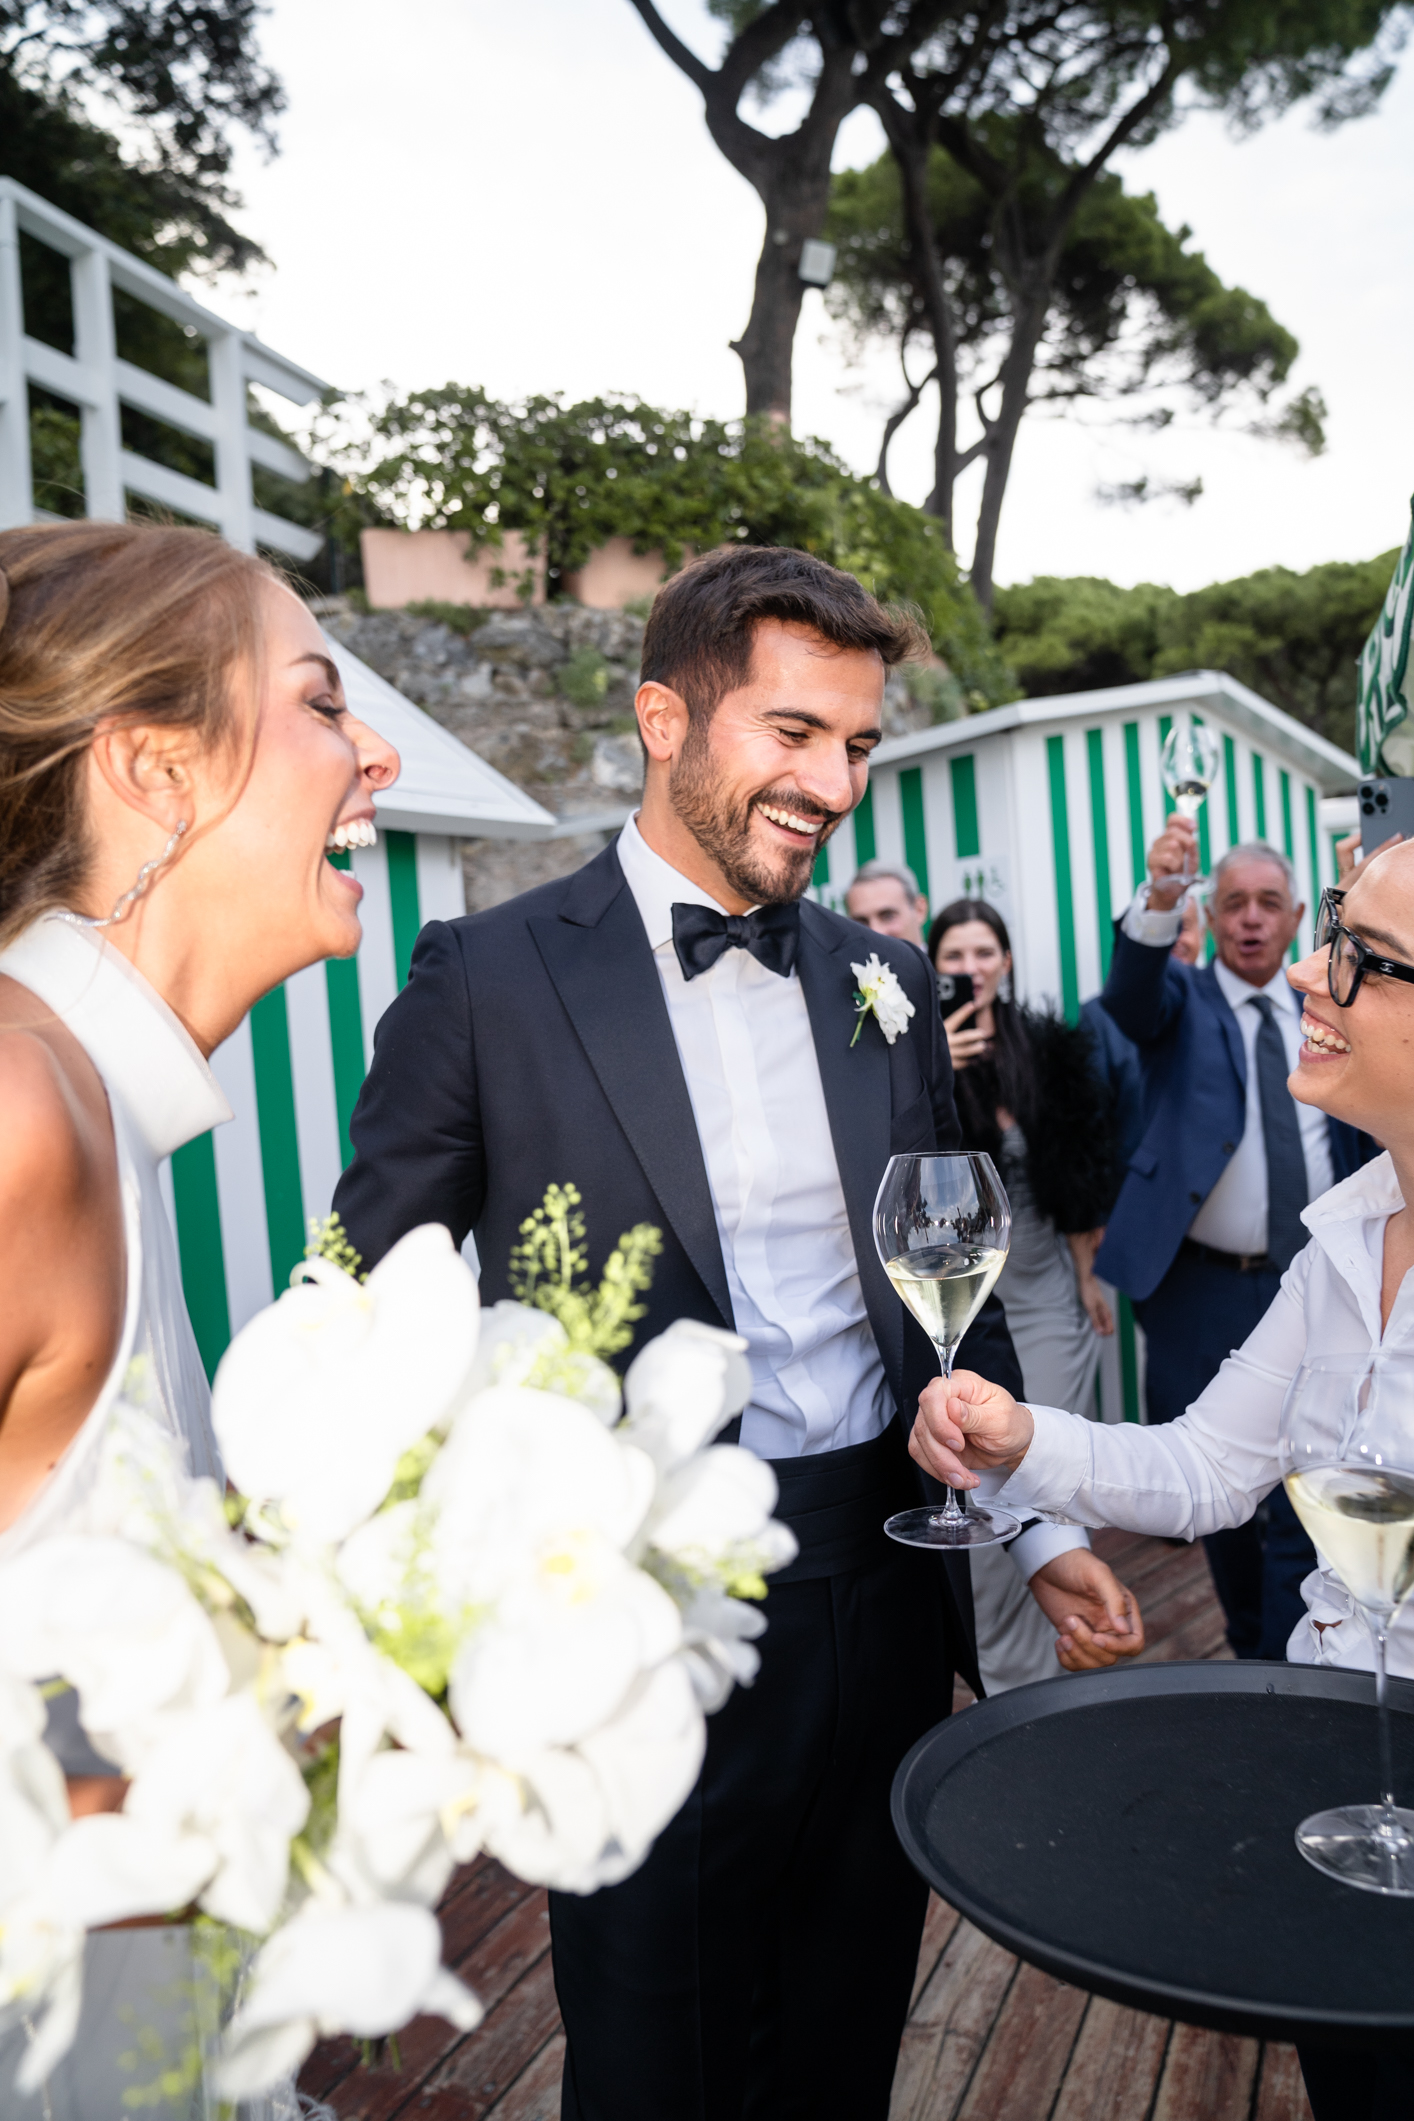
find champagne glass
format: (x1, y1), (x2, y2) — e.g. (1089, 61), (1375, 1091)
(1160, 720), (1220, 887)
(1279, 1352), (1414, 1895)
(874, 1151), (1021, 1549)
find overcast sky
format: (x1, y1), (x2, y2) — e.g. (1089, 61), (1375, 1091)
(212, 0), (1414, 594)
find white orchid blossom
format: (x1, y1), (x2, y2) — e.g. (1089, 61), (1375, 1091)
(620, 1319), (753, 1471)
(851, 953), (916, 1045)
(0, 1537), (229, 1748)
(215, 1899), (482, 2099)
(675, 1582), (769, 1711)
(0, 1675), (85, 2092)
(6, 1218), (798, 2098)
(213, 1224), (481, 1544)
(469, 1299), (622, 1423)
(120, 1693), (309, 1933)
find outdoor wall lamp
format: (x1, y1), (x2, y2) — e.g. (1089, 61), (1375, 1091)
(798, 238), (836, 288)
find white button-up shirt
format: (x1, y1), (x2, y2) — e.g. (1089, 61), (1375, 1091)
(984, 1153), (1414, 1674)
(1121, 892), (1332, 1253)
(615, 820), (1089, 1580)
(617, 814), (889, 1460)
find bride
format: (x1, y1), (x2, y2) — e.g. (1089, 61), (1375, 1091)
(0, 519), (398, 2115)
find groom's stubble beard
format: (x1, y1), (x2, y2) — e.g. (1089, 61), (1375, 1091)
(668, 712), (840, 906)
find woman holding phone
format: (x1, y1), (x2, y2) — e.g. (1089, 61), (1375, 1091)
(927, 897), (1118, 1690)
(929, 898), (1118, 1414)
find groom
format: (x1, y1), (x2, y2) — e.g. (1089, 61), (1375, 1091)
(334, 546), (1134, 2120)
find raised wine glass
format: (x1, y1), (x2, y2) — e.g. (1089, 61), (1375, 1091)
(1160, 720), (1220, 888)
(1279, 1351), (1414, 1895)
(874, 1151), (1021, 1549)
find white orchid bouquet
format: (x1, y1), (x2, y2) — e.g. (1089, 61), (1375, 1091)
(0, 1190), (795, 2103)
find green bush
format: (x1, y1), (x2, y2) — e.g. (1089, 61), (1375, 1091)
(404, 599), (489, 637)
(342, 388), (1018, 711)
(559, 646), (612, 710)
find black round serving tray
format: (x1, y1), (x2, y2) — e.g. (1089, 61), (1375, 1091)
(892, 1660), (1414, 2047)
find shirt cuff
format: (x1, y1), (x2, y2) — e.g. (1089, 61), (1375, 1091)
(992, 1405), (1095, 1516)
(1120, 883), (1182, 948)
(1005, 1518), (1090, 1581)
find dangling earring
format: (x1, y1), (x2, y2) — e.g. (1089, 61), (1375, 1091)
(64, 820), (189, 930)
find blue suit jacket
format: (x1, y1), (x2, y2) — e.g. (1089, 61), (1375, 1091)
(1094, 929), (1375, 1301)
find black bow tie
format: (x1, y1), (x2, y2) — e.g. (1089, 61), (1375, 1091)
(671, 900), (801, 982)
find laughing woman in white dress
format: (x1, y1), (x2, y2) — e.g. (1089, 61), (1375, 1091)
(0, 521), (398, 2116)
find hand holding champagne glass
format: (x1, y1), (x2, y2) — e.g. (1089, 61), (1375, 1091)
(874, 1152), (1021, 1549)
(1280, 1353), (1414, 1895)
(1160, 720), (1219, 889)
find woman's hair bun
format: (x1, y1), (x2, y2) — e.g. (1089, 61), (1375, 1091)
(0, 565), (9, 640)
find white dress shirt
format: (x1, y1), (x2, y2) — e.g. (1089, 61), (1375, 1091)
(615, 821), (1088, 1581)
(617, 813), (888, 1460)
(1120, 891), (1332, 1254)
(980, 1153), (1414, 1674)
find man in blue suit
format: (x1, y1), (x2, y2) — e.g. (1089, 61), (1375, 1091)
(1097, 813), (1375, 1657)
(1082, 894), (1202, 1169)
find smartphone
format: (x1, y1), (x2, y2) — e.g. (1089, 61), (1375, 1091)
(1358, 778), (1414, 860)
(936, 970), (975, 1012)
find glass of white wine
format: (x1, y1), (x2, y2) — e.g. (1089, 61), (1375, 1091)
(873, 1151), (1021, 1550)
(1160, 720), (1220, 887)
(1280, 1352), (1414, 1895)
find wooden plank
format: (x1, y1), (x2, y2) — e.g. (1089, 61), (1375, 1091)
(441, 1860), (541, 1968)
(910, 1894), (964, 2010)
(484, 2033), (564, 2121)
(891, 1918), (1017, 2121)
(1139, 1605), (1231, 1666)
(1098, 1531), (1197, 1586)
(954, 1961), (1089, 2121)
(1253, 2043), (1314, 2121)
(1126, 1544), (1215, 1618)
(1050, 1997), (1171, 2121)
(1151, 2024), (1259, 2121)
(1091, 1528), (1153, 1569)
(1093, 1533), (1194, 1598)
(456, 1892), (555, 2016)
(426, 1951), (563, 2116)
(1135, 1576), (1228, 1657)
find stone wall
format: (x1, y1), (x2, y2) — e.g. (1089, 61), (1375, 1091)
(316, 598), (934, 912)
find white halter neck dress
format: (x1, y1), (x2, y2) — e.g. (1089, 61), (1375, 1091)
(0, 912), (229, 1558)
(0, 918), (319, 2120)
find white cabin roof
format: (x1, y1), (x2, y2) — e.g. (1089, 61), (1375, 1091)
(324, 635), (555, 840)
(873, 670), (1360, 797)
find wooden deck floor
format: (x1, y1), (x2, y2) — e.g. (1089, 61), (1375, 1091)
(300, 1528), (1314, 2121)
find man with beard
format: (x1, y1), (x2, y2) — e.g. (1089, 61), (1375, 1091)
(333, 546), (1142, 2121)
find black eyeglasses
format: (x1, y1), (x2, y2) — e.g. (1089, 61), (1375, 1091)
(1315, 887), (1414, 1007)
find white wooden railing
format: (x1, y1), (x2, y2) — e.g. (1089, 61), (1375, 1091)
(0, 177), (326, 561)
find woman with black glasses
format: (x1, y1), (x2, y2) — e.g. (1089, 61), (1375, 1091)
(907, 837), (1414, 2121)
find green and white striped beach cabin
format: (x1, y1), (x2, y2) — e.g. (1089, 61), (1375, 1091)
(810, 670), (1361, 1422)
(168, 637), (554, 1375)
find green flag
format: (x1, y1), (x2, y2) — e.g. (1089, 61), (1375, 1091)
(1359, 496), (1414, 774)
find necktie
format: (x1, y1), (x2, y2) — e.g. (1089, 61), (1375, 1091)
(1251, 993), (1308, 1271)
(671, 900), (801, 982)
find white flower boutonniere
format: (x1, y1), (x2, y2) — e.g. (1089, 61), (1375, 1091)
(850, 953), (915, 1047)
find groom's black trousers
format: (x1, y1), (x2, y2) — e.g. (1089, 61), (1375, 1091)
(549, 1425), (958, 2121)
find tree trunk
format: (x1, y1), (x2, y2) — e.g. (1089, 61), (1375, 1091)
(873, 103), (963, 546)
(729, 157), (836, 422)
(626, 1), (870, 428)
(968, 283), (1049, 610)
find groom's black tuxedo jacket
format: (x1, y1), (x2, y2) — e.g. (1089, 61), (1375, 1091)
(335, 839), (1024, 1687)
